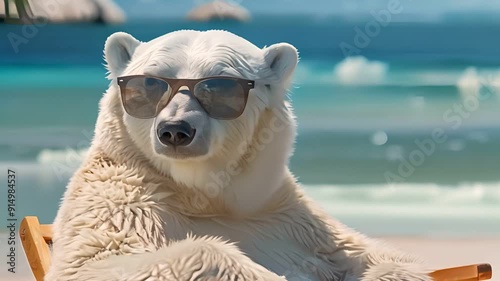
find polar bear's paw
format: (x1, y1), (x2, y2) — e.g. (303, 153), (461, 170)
(76, 236), (285, 281)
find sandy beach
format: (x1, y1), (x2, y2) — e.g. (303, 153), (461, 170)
(385, 237), (499, 278)
(1, 235), (497, 280)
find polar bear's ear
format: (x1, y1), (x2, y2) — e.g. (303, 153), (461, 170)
(263, 43), (299, 83)
(104, 32), (141, 78)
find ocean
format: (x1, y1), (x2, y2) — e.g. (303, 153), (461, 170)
(1, 17), (500, 237)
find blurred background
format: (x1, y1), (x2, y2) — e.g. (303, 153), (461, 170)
(1, 0), (500, 242)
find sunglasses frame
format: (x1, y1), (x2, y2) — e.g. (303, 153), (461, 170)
(117, 75), (255, 120)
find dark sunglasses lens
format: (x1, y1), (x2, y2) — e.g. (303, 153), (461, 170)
(194, 78), (247, 119)
(121, 77), (170, 118)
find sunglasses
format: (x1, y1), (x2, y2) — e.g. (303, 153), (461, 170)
(117, 75), (255, 120)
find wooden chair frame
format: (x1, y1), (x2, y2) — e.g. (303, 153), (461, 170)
(19, 216), (493, 281)
(19, 216), (52, 281)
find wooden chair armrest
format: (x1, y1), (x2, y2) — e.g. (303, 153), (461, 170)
(430, 263), (492, 281)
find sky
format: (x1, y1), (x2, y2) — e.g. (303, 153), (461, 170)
(116, 0), (500, 21)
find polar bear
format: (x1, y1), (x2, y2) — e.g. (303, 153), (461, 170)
(46, 30), (431, 281)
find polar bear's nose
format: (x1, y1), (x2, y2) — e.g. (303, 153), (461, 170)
(157, 121), (196, 147)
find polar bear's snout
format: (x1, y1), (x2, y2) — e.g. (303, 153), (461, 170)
(157, 120), (196, 147)
(151, 88), (212, 160)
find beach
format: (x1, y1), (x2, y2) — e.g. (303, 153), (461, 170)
(386, 237), (499, 275)
(0, 15), (499, 281)
(1, 233), (497, 280)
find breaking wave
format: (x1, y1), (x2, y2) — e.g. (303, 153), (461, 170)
(293, 59), (500, 90)
(37, 147), (89, 164)
(304, 182), (500, 207)
(333, 56), (388, 85)
(304, 182), (500, 236)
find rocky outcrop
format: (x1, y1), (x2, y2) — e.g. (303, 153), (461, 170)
(187, 0), (250, 22)
(1, 0), (125, 24)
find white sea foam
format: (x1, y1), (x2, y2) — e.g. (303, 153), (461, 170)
(333, 56), (388, 85)
(304, 182), (500, 210)
(34, 148), (89, 184)
(37, 147), (89, 164)
(485, 72), (500, 96)
(412, 70), (463, 86)
(304, 182), (500, 236)
(294, 60), (500, 89)
(456, 67), (482, 96)
(292, 63), (334, 85)
(455, 67), (500, 101)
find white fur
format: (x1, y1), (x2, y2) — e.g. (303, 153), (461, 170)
(46, 30), (431, 281)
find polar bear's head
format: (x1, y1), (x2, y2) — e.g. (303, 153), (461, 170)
(99, 30), (298, 213)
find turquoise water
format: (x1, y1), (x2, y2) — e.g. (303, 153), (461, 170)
(1, 19), (500, 236)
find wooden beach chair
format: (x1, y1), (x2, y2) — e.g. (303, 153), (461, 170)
(19, 216), (52, 281)
(19, 216), (493, 281)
